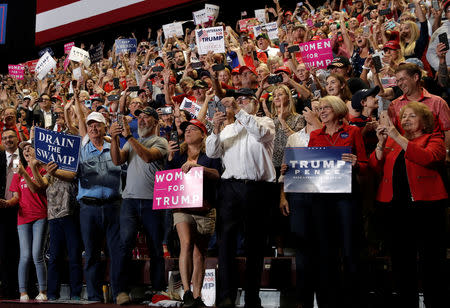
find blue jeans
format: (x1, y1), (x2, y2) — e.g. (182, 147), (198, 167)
(47, 215), (83, 299)
(79, 200), (121, 301)
(119, 198), (165, 292)
(17, 218), (48, 293)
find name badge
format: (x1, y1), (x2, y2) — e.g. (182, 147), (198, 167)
(340, 132), (349, 139)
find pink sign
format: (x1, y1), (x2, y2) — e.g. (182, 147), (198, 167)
(153, 167), (203, 210)
(8, 64), (25, 80)
(63, 56), (70, 71)
(64, 42), (75, 54)
(25, 59), (39, 73)
(299, 39), (333, 69)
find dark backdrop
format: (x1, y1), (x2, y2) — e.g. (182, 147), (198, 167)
(0, 0), (321, 73)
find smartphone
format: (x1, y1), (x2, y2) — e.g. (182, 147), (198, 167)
(385, 20), (396, 30)
(161, 106), (173, 115)
(287, 45), (300, 53)
(212, 63), (225, 71)
(191, 62), (203, 69)
(102, 68), (107, 73)
(432, 0), (439, 10)
(363, 25), (370, 35)
(128, 86), (140, 92)
(146, 81), (152, 89)
(372, 55), (382, 73)
(279, 42), (288, 54)
(253, 51), (259, 61)
(297, 2), (303, 6)
(113, 78), (120, 89)
(117, 113), (124, 128)
(438, 33), (449, 51)
(267, 74), (283, 84)
(71, 80), (78, 88)
(314, 22), (324, 28)
(107, 94), (120, 101)
(167, 51), (175, 58)
(379, 8), (391, 16)
(152, 66), (164, 72)
(368, 5), (378, 11)
(170, 130), (179, 144)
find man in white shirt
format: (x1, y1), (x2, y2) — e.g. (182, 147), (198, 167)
(206, 89), (275, 308)
(255, 33), (280, 58)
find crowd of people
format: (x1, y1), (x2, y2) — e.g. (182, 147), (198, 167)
(0, 0), (449, 307)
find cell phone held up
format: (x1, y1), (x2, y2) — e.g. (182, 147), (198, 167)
(113, 78), (120, 89)
(372, 55), (382, 73)
(117, 113), (124, 128)
(287, 45), (300, 53)
(267, 74), (283, 85)
(438, 33), (449, 51)
(160, 107), (173, 115)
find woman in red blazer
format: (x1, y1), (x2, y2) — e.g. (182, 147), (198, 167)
(370, 102), (448, 307)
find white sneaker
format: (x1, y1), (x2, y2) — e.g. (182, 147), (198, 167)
(35, 293), (48, 301)
(19, 294), (29, 302)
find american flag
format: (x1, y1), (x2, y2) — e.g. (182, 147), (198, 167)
(180, 97), (201, 117)
(198, 29), (208, 40)
(35, 0), (195, 46)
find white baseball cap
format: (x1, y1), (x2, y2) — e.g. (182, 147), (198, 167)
(85, 112), (106, 125)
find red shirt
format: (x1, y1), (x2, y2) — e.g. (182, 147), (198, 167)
(243, 52), (268, 68)
(0, 123), (29, 143)
(308, 122), (368, 173)
(369, 133), (448, 202)
(10, 166), (47, 225)
(388, 88), (450, 132)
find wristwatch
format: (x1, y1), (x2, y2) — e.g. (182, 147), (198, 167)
(125, 134), (133, 140)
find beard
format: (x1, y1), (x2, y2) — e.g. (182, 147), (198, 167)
(138, 126), (153, 138)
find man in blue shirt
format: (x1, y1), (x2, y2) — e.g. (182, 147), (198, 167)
(77, 112), (122, 302)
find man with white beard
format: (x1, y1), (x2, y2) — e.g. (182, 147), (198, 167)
(206, 89), (275, 308)
(110, 107), (168, 304)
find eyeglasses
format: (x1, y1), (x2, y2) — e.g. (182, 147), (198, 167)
(184, 127), (201, 133)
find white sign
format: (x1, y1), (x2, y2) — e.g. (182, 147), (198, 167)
(72, 67), (82, 80)
(205, 4), (220, 20)
(36, 52), (57, 80)
(254, 9), (267, 23)
(195, 26), (225, 55)
(253, 22), (279, 41)
(168, 269), (216, 307)
(162, 22), (184, 39)
(193, 9), (208, 25)
(68, 47), (91, 67)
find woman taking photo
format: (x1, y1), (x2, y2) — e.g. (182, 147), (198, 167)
(167, 119), (222, 308)
(307, 95), (368, 308)
(399, 0), (428, 60)
(370, 102), (448, 307)
(0, 142), (48, 301)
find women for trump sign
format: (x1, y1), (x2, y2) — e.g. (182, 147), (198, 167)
(298, 39), (333, 69)
(153, 167), (204, 209)
(284, 147), (352, 193)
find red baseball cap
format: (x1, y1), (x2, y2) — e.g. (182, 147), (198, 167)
(383, 40), (400, 51)
(180, 119), (207, 134)
(231, 67), (240, 75)
(274, 66), (291, 75)
(238, 65), (257, 75)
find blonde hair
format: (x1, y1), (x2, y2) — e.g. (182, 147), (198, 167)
(271, 85), (297, 117)
(319, 96), (348, 120)
(400, 21), (419, 57)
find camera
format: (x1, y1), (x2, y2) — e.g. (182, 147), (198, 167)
(267, 74), (283, 84)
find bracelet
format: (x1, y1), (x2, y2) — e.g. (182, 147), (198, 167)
(125, 134), (133, 141)
(362, 65), (370, 70)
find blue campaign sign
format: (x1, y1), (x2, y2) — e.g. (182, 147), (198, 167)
(284, 146), (352, 193)
(115, 38), (137, 54)
(34, 127), (81, 172)
(0, 4), (7, 44)
(38, 47), (54, 57)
